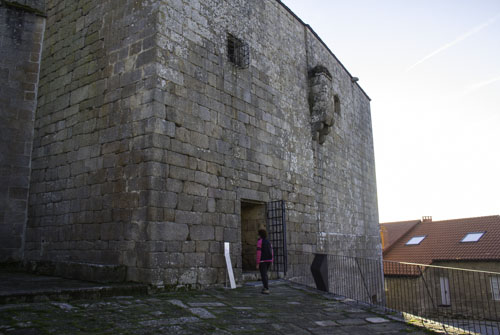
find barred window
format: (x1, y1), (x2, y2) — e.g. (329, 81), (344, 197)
(227, 33), (249, 69)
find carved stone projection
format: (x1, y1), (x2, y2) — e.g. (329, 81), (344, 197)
(308, 65), (334, 144)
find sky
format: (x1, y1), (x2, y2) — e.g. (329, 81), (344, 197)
(281, 0), (500, 223)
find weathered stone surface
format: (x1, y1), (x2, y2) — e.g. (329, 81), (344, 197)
(190, 225), (214, 241)
(25, 260), (126, 283)
(0, 3), (45, 262)
(336, 318), (367, 326)
(315, 320), (338, 327)
(1, 0), (381, 286)
(188, 307), (216, 319)
(0, 275), (430, 334)
(148, 222), (189, 241)
(366, 317), (390, 324)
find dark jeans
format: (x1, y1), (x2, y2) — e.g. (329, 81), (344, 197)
(259, 262), (271, 289)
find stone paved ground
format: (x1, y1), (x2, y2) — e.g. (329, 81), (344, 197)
(0, 280), (436, 335)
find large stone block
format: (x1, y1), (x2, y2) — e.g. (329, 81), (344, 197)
(183, 182), (208, 197)
(190, 225), (214, 241)
(223, 228), (239, 243)
(163, 268), (179, 285)
(185, 252), (205, 267)
(151, 252), (184, 268)
(148, 222), (188, 241)
(179, 268), (197, 285)
(177, 194), (194, 211)
(175, 210), (202, 225)
(25, 260), (127, 283)
(197, 267), (218, 285)
(194, 171), (218, 188)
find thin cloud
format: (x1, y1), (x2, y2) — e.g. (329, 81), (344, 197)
(406, 13), (500, 72)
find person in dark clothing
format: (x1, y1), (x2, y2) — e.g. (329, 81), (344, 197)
(256, 228), (273, 294)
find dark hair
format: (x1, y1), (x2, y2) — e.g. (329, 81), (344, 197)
(258, 229), (267, 239)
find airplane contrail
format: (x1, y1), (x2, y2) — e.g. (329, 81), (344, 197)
(465, 75), (500, 94)
(406, 13), (500, 72)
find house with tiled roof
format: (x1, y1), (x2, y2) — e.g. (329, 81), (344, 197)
(380, 215), (500, 320)
(380, 219), (420, 253)
(381, 215), (500, 270)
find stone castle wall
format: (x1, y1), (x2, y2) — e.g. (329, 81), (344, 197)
(10, 0), (380, 286)
(0, 0), (45, 262)
(305, 31), (380, 258)
(25, 0), (159, 273)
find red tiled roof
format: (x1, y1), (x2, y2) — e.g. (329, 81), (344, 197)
(380, 220), (420, 252)
(382, 215), (500, 267)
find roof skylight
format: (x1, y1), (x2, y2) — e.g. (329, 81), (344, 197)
(461, 232), (484, 243)
(406, 236), (426, 245)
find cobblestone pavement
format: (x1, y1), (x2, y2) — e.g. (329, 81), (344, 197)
(0, 279), (436, 335)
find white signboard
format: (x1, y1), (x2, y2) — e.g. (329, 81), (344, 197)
(224, 242), (236, 289)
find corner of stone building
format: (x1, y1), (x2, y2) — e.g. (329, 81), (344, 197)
(5, 0), (382, 287)
(0, 0), (46, 263)
(303, 24), (380, 260)
(21, 0), (170, 283)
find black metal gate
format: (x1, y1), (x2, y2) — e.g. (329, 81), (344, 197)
(266, 200), (287, 276)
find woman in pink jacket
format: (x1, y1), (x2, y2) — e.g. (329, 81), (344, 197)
(256, 229), (273, 294)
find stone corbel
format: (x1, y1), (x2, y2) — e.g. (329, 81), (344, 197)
(308, 65), (334, 145)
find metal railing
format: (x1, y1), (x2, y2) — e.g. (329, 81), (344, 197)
(287, 253), (500, 335)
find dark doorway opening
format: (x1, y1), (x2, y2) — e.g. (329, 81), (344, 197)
(241, 201), (266, 272)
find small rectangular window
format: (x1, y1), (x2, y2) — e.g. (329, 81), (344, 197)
(461, 232), (484, 242)
(491, 277), (500, 301)
(406, 236), (426, 245)
(440, 276), (451, 306)
(227, 33), (249, 69)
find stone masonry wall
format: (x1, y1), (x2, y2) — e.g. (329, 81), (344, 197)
(143, 0), (318, 286)
(26, 0), (159, 269)
(26, 0), (381, 286)
(0, 0), (45, 262)
(145, 0), (381, 286)
(305, 30), (380, 259)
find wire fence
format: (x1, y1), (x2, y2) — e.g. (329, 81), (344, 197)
(286, 253), (500, 335)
